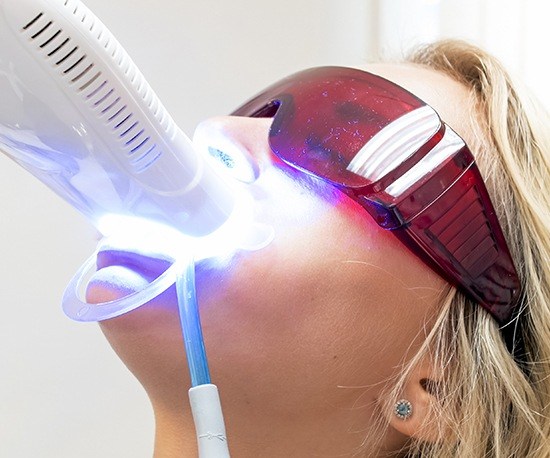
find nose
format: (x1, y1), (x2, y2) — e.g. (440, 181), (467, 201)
(193, 116), (274, 183)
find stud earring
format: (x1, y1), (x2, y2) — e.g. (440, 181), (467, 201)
(394, 399), (413, 420)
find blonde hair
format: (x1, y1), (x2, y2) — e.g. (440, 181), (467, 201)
(383, 40), (550, 457)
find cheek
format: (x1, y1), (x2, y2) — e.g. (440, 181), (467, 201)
(87, 164), (446, 413)
(196, 194), (441, 381)
(82, 187), (447, 436)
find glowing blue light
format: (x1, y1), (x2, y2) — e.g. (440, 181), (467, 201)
(97, 186), (273, 262)
(64, 186), (274, 322)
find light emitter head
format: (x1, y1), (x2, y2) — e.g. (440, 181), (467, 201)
(0, 0), (275, 321)
(0, 0), (234, 237)
(64, 190), (273, 321)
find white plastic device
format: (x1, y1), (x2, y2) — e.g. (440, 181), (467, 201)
(0, 0), (234, 237)
(0, 0), (241, 321)
(1, 2), (234, 456)
(189, 384), (230, 458)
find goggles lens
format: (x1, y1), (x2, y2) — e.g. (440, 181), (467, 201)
(232, 66), (520, 323)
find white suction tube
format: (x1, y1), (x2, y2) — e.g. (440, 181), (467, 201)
(0, 0), (234, 236)
(189, 385), (231, 458)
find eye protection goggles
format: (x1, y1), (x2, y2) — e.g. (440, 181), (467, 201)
(231, 66), (520, 324)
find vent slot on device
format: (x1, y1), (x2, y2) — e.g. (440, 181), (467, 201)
(20, 6), (161, 174)
(55, 46), (78, 65)
(71, 63), (94, 83)
(94, 89), (114, 106)
(47, 37), (70, 57)
(40, 29), (62, 48)
(31, 21), (52, 39)
(64, 54), (86, 74)
(101, 97), (121, 114)
(130, 137), (150, 154)
(120, 121), (138, 137)
(22, 12), (44, 30)
(126, 128), (144, 145)
(79, 71), (101, 91)
(115, 113), (133, 129)
(108, 105), (127, 122)
(133, 146), (163, 173)
(86, 80), (107, 98)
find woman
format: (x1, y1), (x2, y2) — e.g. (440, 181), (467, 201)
(87, 40), (550, 457)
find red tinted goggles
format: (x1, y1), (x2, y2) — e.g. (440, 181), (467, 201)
(232, 66), (520, 323)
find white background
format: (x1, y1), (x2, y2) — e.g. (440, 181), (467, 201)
(1, 1), (548, 456)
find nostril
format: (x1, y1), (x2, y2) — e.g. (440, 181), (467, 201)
(205, 145), (259, 183)
(193, 118), (261, 183)
(208, 146), (236, 169)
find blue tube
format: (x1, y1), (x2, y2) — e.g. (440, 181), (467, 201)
(175, 258), (211, 387)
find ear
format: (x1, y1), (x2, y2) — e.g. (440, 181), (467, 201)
(385, 356), (450, 443)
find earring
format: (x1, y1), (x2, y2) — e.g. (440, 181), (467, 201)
(394, 399), (413, 420)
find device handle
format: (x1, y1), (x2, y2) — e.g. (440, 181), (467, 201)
(189, 384), (231, 458)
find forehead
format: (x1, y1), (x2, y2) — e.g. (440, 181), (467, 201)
(361, 63), (476, 144)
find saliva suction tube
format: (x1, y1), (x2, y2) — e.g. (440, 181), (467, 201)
(0, 0), (275, 455)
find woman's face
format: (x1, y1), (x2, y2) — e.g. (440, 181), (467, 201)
(87, 63), (474, 455)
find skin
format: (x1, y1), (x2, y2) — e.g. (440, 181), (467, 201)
(87, 63), (476, 457)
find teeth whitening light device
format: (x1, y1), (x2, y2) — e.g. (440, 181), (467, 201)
(0, 0), (240, 455)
